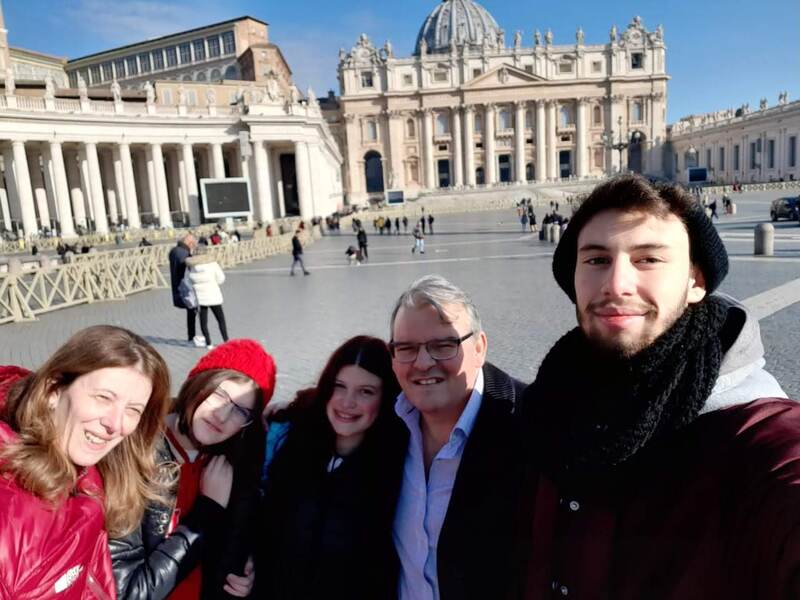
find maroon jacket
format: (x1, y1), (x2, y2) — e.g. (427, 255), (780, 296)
(519, 398), (800, 600)
(0, 366), (117, 600)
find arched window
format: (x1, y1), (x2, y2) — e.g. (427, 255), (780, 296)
(210, 68), (222, 80)
(406, 118), (416, 138)
(435, 112), (450, 135)
(182, 74), (192, 81)
(632, 100), (643, 123)
(224, 65), (238, 80)
(560, 105), (573, 127)
(196, 72), (207, 81)
(365, 120), (378, 142)
(498, 108), (512, 130)
(475, 166), (485, 185)
(526, 163), (535, 181)
(593, 105), (602, 126)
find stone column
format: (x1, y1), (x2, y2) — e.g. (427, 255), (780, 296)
(181, 143), (201, 225)
(609, 95), (624, 173)
(165, 149), (181, 213)
(78, 147), (96, 223)
(271, 148), (286, 218)
(47, 141), (75, 238)
(150, 143), (172, 228)
(452, 107), (464, 187)
(294, 141), (313, 219)
(485, 103), (496, 185)
(27, 148), (50, 229)
(177, 150), (189, 215)
(252, 140), (275, 223)
(211, 142), (226, 179)
(111, 146), (127, 223)
(422, 109), (436, 189)
(10, 141), (38, 238)
(118, 143), (140, 229)
(145, 147), (159, 219)
(100, 149), (118, 225)
(41, 145), (59, 224)
(464, 105), (476, 186)
(535, 100), (546, 182)
(576, 98), (587, 178)
(65, 149), (87, 229)
(546, 100), (558, 180)
(2, 146), (22, 228)
(387, 110), (404, 189)
(514, 101), (526, 183)
(85, 142), (109, 234)
(0, 185), (10, 231)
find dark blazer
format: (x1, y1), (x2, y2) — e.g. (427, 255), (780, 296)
(168, 242), (191, 308)
(394, 362), (527, 600)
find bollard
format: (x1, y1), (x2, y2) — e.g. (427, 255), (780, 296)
(754, 223), (774, 256)
(546, 224), (554, 242)
(729, 203), (737, 215)
(551, 224), (561, 244)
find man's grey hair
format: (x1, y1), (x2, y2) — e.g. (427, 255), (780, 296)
(390, 275), (482, 338)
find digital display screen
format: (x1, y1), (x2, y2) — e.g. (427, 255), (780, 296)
(386, 190), (405, 205)
(200, 179), (252, 216)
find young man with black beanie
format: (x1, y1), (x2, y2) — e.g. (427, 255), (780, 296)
(516, 174), (800, 599)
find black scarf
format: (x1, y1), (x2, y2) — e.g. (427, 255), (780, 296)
(524, 296), (729, 485)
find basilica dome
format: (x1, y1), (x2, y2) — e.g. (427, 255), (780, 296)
(414, 0), (502, 55)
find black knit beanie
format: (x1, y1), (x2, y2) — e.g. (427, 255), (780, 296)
(553, 176), (729, 303)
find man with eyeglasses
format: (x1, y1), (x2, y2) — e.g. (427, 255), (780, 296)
(389, 274), (527, 600)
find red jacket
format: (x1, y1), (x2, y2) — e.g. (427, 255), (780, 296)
(0, 366), (117, 600)
(519, 398), (800, 600)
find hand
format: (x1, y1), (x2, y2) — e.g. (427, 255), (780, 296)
(224, 556), (254, 597)
(261, 395), (294, 426)
(200, 455), (233, 509)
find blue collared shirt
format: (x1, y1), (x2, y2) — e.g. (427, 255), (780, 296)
(393, 369), (484, 600)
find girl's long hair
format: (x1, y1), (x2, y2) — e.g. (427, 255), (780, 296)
(0, 325), (171, 537)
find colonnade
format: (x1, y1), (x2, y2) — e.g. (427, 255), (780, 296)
(385, 97), (592, 191)
(0, 138), (316, 239)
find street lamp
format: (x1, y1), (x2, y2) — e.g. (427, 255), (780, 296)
(602, 116), (629, 175)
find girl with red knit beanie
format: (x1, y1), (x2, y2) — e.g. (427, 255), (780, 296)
(110, 338), (276, 600)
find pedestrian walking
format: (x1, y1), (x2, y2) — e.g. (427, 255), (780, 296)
(411, 224), (425, 254)
(709, 197), (719, 219)
(169, 234), (201, 347)
(395, 217), (400, 234)
(528, 206), (537, 232)
(186, 247), (230, 349)
(427, 213), (434, 234)
(520, 212), (529, 232)
(419, 216), (426, 235)
(357, 226), (369, 261)
(386, 216), (392, 235)
(290, 230), (310, 276)
(402, 215), (408, 233)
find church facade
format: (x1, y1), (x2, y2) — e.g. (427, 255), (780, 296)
(333, 0), (668, 205)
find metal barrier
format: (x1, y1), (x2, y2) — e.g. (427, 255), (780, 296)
(702, 181), (800, 196)
(0, 227), (318, 325)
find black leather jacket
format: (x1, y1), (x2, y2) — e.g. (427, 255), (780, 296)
(110, 436), (260, 600)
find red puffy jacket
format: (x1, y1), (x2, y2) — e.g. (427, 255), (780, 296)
(0, 366), (117, 600)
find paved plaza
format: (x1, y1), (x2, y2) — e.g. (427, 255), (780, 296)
(1, 190), (799, 401)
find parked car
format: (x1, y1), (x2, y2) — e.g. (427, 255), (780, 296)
(770, 196), (800, 221)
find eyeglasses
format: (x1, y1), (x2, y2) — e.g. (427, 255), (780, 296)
(206, 387), (254, 427)
(389, 332), (474, 364)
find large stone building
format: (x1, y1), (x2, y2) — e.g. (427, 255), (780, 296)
(668, 93), (800, 185)
(0, 10), (342, 239)
(333, 0), (668, 205)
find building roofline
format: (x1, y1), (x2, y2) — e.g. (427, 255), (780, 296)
(67, 15), (269, 65)
(10, 46), (68, 64)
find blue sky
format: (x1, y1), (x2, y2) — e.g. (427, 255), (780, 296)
(5, 0), (799, 122)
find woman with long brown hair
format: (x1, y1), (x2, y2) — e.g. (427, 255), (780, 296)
(110, 338), (276, 600)
(256, 335), (406, 600)
(0, 325), (171, 599)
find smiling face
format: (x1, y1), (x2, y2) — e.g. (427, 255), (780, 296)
(574, 209), (707, 357)
(391, 302), (487, 421)
(53, 366), (152, 467)
(191, 377), (258, 447)
(325, 365), (383, 452)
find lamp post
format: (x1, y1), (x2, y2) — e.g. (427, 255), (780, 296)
(602, 116), (629, 175)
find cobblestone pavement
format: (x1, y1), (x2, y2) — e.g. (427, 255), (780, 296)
(1, 190), (798, 401)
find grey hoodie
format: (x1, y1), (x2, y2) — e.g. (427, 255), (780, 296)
(701, 293), (788, 415)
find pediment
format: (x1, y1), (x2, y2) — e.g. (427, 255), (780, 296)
(464, 64), (545, 89)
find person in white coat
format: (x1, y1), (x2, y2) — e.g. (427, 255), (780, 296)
(185, 249), (229, 349)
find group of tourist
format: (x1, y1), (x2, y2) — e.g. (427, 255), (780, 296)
(1, 174), (799, 599)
